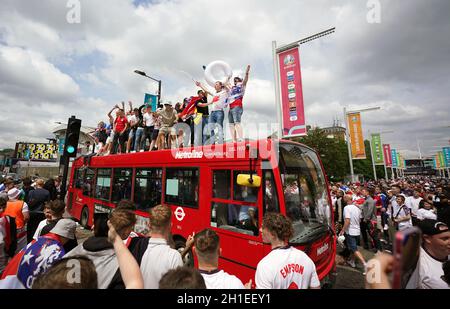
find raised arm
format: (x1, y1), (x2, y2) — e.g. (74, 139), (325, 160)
(108, 105), (119, 124)
(195, 81), (213, 97)
(128, 101), (133, 113)
(243, 65), (251, 87)
(108, 221), (144, 289)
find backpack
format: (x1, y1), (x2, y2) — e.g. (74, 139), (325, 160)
(2, 216), (17, 257)
(107, 236), (150, 289)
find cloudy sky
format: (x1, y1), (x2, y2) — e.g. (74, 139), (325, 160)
(0, 0), (449, 158)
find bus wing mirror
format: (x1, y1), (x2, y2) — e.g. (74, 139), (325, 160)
(237, 174), (261, 188)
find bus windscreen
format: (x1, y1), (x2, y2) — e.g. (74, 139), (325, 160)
(279, 143), (332, 244)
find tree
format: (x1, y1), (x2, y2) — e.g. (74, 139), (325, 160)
(292, 129), (388, 182)
(293, 128), (349, 181)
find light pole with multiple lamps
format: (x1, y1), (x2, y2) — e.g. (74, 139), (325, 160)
(343, 106), (381, 182)
(134, 70), (162, 106)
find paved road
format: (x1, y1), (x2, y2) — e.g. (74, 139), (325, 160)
(334, 247), (376, 289)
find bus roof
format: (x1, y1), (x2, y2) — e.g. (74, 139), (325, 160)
(72, 138), (317, 168)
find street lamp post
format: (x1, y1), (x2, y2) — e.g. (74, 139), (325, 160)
(343, 106), (381, 182)
(134, 70), (161, 106)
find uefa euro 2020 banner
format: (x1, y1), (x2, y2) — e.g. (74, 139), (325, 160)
(391, 149), (398, 168)
(278, 46), (306, 137)
(443, 147), (450, 167)
(383, 144), (392, 167)
(371, 133), (384, 165)
(347, 112), (366, 160)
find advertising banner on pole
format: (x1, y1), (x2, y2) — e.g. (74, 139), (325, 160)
(277, 46), (306, 137)
(383, 144), (392, 167)
(144, 93), (158, 112)
(391, 149), (398, 168)
(433, 156), (438, 169)
(371, 133), (384, 165)
(347, 112), (366, 159)
(443, 147), (450, 167)
(438, 151), (445, 168)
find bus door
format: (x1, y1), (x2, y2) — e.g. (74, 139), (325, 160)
(164, 167), (201, 237)
(209, 167), (265, 281)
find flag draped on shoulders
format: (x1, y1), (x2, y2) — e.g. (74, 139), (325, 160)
(0, 233), (65, 289)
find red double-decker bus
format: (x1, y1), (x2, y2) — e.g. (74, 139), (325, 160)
(67, 139), (336, 287)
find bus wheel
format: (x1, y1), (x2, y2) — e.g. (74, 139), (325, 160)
(80, 206), (90, 229)
(174, 238), (194, 267)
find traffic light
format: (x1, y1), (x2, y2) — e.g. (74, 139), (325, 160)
(64, 116), (81, 158)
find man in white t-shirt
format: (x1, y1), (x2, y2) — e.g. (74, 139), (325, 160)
(193, 228), (247, 289)
(140, 205), (183, 289)
(196, 81), (230, 145)
(406, 190), (423, 217)
(407, 219), (450, 289)
(142, 106), (154, 151)
(339, 195), (367, 272)
(255, 212), (320, 289)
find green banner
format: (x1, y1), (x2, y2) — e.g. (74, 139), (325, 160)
(438, 151), (445, 168)
(371, 133), (384, 165)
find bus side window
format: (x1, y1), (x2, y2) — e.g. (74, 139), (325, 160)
(211, 203), (258, 236)
(83, 168), (95, 197)
(165, 168), (199, 208)
(74, 169), (83, 189)
(111, 168), (132, 203)
(233, 171), (258, 203)
(263, 171), (280, 214)
(134, 168), (162, 211)
(212, 170), (231, 199)
(95, 168), (112, 201)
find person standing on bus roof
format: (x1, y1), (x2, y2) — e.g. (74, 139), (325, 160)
(111, 107), (129, 154)
(140, 205), (183, 288)
(193, 228), (248, 289)
(226, 65), (250, 143)
(195, 81), (230, 145)
(255, 212), (320, 289)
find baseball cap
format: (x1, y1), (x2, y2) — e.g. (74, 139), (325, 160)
(7, 188), (21, 200)
(164, 101), (173, 106)
(50, 219), (77, 240)
(418, 219), (449, 236)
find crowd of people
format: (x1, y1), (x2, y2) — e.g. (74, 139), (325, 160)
(1, 172), (448, 289)
(89, 66), (251, 156)
(330, 176), (450, 288)
(0, 198), (321, 289)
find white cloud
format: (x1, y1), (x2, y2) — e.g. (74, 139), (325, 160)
(0, 46), (80, 103)
(0, 0), (448, 159)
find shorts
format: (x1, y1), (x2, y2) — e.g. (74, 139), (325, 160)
(345, 234), (360, 253)
(159, 126), (176, 135)
(228, 106), (243, 124)
(106, 136), (113, 145)
(128, 128), (136, 139)
(151, 129), (160, 140)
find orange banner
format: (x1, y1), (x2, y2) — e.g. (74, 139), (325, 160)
(347, 112), (366, 159)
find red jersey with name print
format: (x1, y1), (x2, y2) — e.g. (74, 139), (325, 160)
(255, 246), (320, 289)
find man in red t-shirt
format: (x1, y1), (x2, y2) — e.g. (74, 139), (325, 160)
(111, 108), (129, 154)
